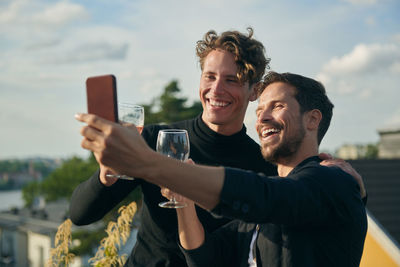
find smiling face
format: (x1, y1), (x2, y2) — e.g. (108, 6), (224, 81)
(200, 49), (257, 135)
(255, 82), (306, 163)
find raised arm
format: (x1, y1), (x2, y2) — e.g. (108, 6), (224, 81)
(161, 188), (205, 250)
(75, 113), (363, 223)
(76, 113), (224, 210)
(69, 169), (138, 225)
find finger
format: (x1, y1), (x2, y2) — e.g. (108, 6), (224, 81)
(185, 158), (195, 165)
(160, 187), (171, 198)
(80, 125), (102, 141)
(81, 137), (97, 152)
(320, 160), (336, 166)
(119, 121), (136, 128)
(318, 152), (333, 160)
(75, 113), (112, 132)
(175, 194), (184, 202)
(320, 158), (345, 165)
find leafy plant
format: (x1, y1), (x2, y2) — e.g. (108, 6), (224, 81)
(46, 219), (75, 266)
(89, 202), (138, 266)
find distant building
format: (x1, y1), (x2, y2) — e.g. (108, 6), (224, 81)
(378, 126), (400, 159)
(348, 159), (400, 266)
(336, 125), (400, 160)
(0, 199), (96, 267)
(336, 144), (367, 159)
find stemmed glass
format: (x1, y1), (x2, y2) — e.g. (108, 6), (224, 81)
(106, 102), (144, 180)
(157, 129), (190, 209)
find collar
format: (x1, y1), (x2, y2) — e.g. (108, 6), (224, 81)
(194, 113), (249, 145)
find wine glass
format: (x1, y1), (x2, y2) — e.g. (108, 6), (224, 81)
(106, 103), (144, 180)
(157, 129), (190, 209)
(118, 102), (144, 133)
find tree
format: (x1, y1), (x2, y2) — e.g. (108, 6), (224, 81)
(363, 143), (379, 159)
(142, 80), (202, 125)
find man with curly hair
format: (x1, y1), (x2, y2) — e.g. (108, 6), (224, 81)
(70, 28), (278, 266)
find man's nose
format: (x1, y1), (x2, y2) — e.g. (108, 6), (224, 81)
(210, 78), (224, 94)
(257, 109), (272, 124)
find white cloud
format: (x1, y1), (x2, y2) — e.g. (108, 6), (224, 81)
(32, 1), (88, 27)
(341, 0), (377, 5)
(319, 43), (400, 77)
(314, 40), (400, 151)
(0, 0), (88, 38)
(46, 42), (129, 63)
(0, 0), (27, 23)
(316, 42), (400, 97)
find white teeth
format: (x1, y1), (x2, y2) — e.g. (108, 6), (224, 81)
(209, 99), (229, 107)
(261, 128), (280, 137)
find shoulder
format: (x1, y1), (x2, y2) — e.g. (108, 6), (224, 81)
(293, 162), (360, 197)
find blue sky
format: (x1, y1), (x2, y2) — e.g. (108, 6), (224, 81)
(1, 0), (399, 159)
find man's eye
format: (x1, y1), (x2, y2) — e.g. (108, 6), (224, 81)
(274, 104), (284, 109)
(227, 79), (238, 83)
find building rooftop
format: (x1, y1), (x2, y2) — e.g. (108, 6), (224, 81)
(348, 159), (400, 245)
(0, 198), (100, 235)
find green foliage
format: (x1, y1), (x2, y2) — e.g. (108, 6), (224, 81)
(0, 158), (58, 190)
(41, 156), (98, 202)
(142, 80), (202, 125)
(22, 154), (98, 206)
(0, 159), (28, 172)
(363, 143), (379, 159)
(0, 159), (56, 175)
(22, 181), (41, 207)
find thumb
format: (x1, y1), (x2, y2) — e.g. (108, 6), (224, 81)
(185, 158), (195, 165)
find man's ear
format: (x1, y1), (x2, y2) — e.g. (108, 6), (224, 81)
(249, 84), (258, 102)
(306, 109), (322, 130)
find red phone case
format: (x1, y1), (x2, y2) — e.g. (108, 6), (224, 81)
(86, 74), (118, 122)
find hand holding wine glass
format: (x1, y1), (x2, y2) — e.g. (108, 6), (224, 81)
(157, 129), (190, 209)
(105, 103), (144, 180)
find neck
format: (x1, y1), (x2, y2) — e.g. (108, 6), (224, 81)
(277, 141), (318, 177)
(201, 114), (244, 136)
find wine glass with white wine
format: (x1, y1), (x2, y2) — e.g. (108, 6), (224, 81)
(106, 102), (144, 180)
(157, 129), (190, 209)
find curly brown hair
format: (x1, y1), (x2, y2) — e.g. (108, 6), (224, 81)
(196, 27), (270, 87)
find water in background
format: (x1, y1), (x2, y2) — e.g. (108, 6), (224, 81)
(0, 190), (24, 211)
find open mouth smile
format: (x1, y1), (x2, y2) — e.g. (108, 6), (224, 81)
(208, 99), (230, 108)
(260, 128), (281, 138)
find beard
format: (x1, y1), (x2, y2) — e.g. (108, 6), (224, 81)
(261, 122), (305, 164)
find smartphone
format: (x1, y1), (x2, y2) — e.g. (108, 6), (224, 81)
(86, 74), (118, 122)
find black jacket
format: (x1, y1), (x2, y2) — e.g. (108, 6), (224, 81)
(182, 157), (367, 267)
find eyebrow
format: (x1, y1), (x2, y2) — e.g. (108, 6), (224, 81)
(202, 71), (238, 79)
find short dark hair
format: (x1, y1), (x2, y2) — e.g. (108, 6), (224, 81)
(257, 71), (334, 144)
(196, 27), (270, 86)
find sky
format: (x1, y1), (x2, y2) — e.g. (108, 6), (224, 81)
(1, 0), (399, 160)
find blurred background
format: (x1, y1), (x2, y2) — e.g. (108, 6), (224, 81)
(0, 0), (399, 266)
(1, 0), (399, 160)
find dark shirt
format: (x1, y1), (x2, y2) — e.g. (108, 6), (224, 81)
(69, 114), (277, 266)
(182, 156), (367, 267)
